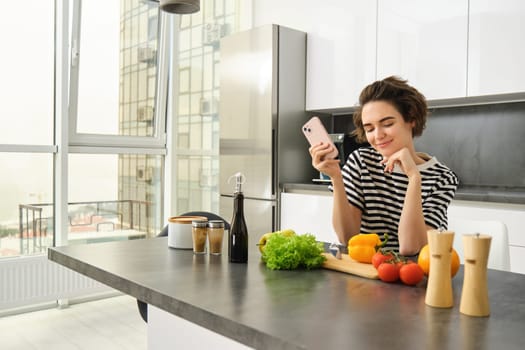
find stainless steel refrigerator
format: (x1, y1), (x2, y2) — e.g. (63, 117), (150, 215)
(219, 24), (316, 236)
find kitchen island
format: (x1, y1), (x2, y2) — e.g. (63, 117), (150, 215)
(48, 237), (525, 349)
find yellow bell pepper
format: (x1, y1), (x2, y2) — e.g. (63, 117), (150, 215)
(348, 233), (385, 264)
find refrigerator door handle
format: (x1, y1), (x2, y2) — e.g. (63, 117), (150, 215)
(272, 201), (277, 232)
(272, 128), (277, 197)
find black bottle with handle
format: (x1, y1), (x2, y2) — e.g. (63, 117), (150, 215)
(228, 173), (248, 263)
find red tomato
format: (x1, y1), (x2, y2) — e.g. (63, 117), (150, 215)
(377, 262), (399, 283)
(372, 251), (394, 269)
(399, 263), (424, 286)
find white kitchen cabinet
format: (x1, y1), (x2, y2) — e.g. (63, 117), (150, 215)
(281, 192), (525, 274)
(467, 0), (525, 96)
(509, 246), (525, 275)
(148, 305), (252, 349)
(252, 0), (377, 111)
(377, 0), (468, 100)
(448, 200), (525, 274)
(280, 191), (338, 243)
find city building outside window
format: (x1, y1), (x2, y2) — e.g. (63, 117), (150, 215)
(170, 0), (251, 216)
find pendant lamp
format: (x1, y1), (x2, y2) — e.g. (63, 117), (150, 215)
(159, 0), (200, 14)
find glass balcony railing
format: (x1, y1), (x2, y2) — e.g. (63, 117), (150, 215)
(11, 199), (154, 256)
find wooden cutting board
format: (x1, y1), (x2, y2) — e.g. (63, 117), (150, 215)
(322, 253), (379, 279)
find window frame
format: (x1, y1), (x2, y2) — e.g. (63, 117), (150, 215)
(56, 0), (169, 246)
(67, 0), (169, 151)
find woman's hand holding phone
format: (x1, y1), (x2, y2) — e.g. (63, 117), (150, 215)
(309, 143), (342, 180)
(302, 116), (338, 159)
(303, 116), (341, 180)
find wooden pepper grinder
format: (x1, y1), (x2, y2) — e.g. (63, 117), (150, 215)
(425, 229), (455, 308)
(460, 233), (492, 317)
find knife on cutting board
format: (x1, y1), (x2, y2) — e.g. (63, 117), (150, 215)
(322, 253), (379, 279)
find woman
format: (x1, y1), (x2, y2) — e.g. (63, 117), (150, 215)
(310, 76), (458, 255)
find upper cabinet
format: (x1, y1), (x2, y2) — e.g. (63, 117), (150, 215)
(250, 0), (525, 111)
(377, 0), (468, 100)
(252, 0), (377, 111)
(468, 0), (525, 96)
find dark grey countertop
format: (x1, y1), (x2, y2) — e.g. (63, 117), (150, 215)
(48, 237), (525, 350)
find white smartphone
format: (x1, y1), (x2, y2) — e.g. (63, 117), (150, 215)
(302, 116), (339, 159)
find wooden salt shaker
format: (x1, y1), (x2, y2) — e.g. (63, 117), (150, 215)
(460, 233), (492, 317)
(425, 229), (455, 308)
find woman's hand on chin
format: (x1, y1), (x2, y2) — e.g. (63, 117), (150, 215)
(380, 147), (419, 178)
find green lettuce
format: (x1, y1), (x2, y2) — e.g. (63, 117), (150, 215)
(262, 233), (326, 270)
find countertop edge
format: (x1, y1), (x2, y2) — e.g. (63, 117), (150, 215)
(306, 91), (525, 115)
(282, 183), (525, 205)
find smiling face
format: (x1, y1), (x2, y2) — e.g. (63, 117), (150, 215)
(361, 100), (415, 157)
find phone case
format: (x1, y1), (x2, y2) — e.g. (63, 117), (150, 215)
(302, 116), (338, 159)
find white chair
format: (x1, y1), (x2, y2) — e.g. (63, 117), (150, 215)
(447, 218), (511, 272)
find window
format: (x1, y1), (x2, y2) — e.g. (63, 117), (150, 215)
(69, 0), (167, 148)
(1, 153), (53, 257)
(0, 1), (54, 146)
(0, 0), (167, 259)
(67, 153), (163, 244)
(67, 0), (167, 242)
(0, 1), (55, 257)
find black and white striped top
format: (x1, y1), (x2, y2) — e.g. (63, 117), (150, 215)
(331, 146), (458, 252)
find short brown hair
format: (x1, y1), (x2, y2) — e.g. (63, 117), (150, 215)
(352, 76), (428, 143)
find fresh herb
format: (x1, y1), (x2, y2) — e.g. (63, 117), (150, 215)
(261, 233), (326, 270)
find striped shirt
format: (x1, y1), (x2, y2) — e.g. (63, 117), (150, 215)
(331, 146), (458, 252)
